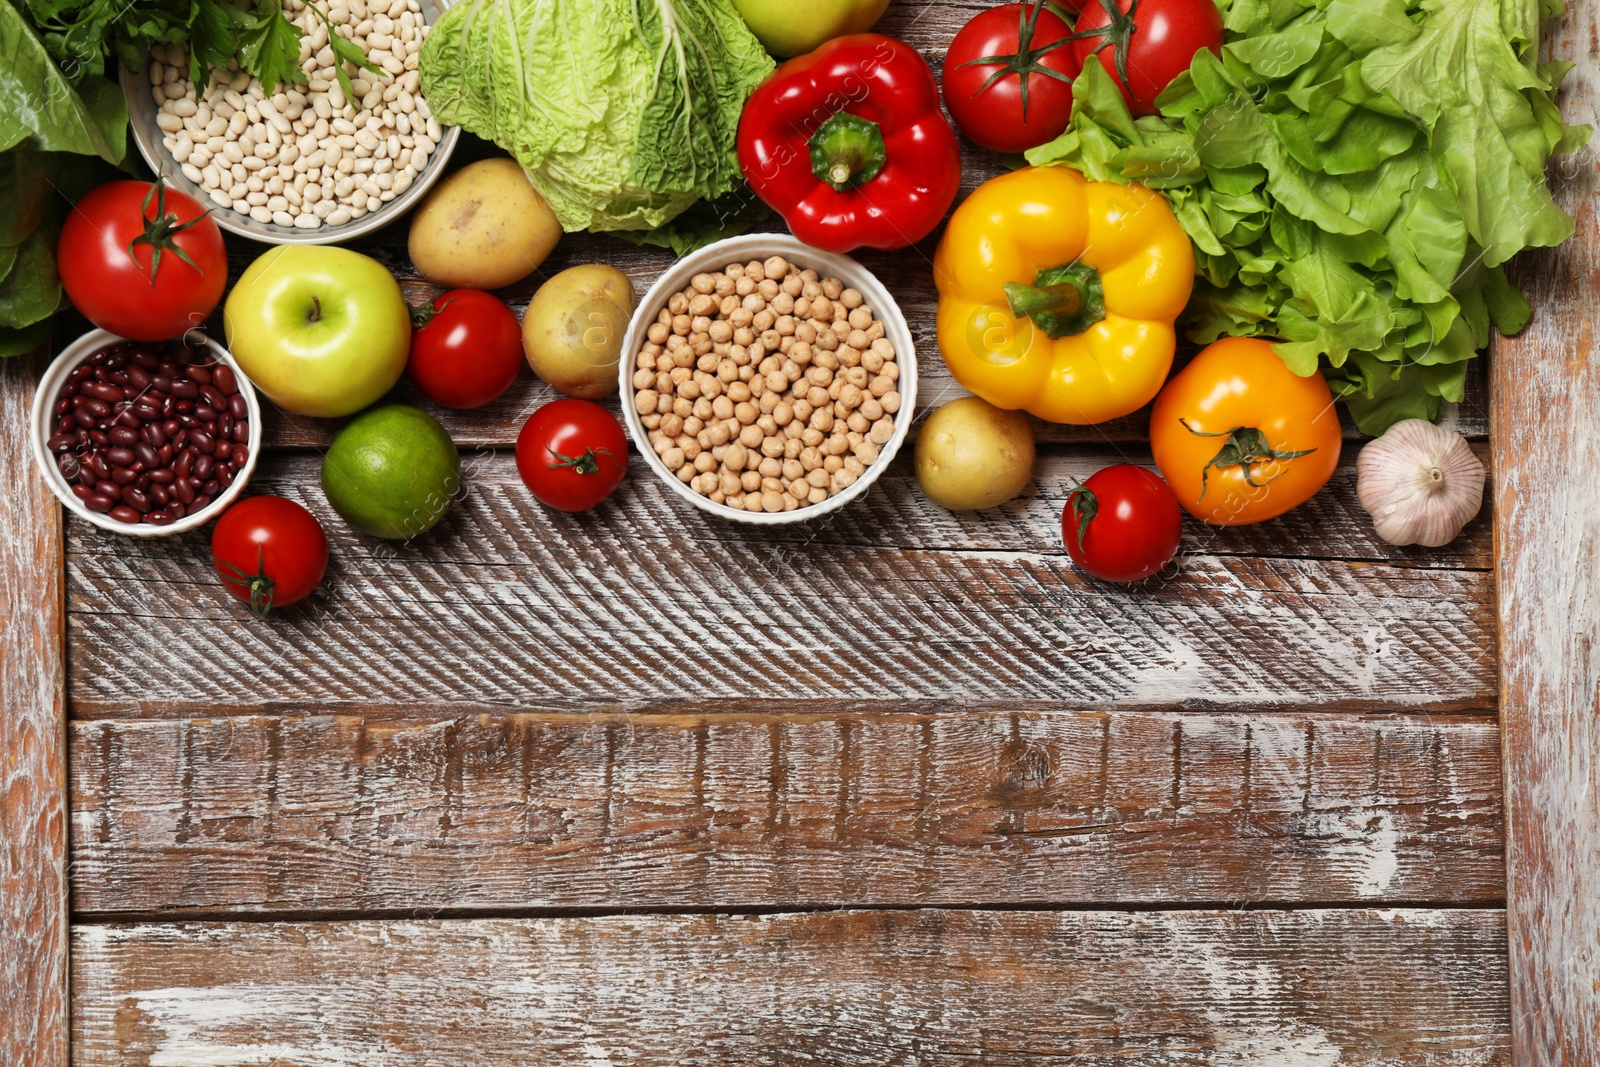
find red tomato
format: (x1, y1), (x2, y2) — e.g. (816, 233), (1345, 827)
(515, 399), (628, 512)
(1070, 0), (1224, 117)
(211, 496), (330, 618)
(407, 289), (524, 409)
(1062, 464), (1183, 583)
(943, 2), (1080, 153)
(58, 180), (227, 341)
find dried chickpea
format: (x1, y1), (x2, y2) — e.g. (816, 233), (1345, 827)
(632, 256), (901, 512)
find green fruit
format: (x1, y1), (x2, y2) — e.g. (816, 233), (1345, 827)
(321, 404), (461, 539)
(224, 245), (411, 418)
(730, 0), (889, 57)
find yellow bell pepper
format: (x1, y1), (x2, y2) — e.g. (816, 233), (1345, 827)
(933, 166), (1195, 425)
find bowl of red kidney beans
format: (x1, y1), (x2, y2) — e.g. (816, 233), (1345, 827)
(30, 328), (262, 536)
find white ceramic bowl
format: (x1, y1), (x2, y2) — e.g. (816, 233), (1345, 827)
(121, 0), (460, 246)
(31, 329), (263, 537)
(618, 234), (918, 526)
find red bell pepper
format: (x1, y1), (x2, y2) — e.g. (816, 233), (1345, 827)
(736, 34), (962, 253)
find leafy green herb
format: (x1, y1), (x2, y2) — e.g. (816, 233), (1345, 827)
(306, 2), (383, 105)
(235, 0), (308, 95)
(1027, 0), (1590, 433)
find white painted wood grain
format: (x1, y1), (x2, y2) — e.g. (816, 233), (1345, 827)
(1493, 4), (1600, 1062)
(66, 709), (1505, 914)
(64, 454), (1497, 713)
(0, 351), (68, 1067)
(70, 909), (1511, 1066)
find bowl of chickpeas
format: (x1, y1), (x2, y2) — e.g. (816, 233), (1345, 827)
(619, 234), (917, 524)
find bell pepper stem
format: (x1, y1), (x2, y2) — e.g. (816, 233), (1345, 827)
(1004, 281), (1085, 318)
(809, 112), (888, 192)
(1004, 260), (1105, 338)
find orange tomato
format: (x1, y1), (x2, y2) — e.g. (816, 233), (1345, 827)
(1150, 337), (1341, 525)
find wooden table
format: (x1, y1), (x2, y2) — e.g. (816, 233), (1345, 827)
(3, 2), (1597, 1062)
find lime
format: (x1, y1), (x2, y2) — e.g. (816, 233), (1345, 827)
(321, 404), (461, 539)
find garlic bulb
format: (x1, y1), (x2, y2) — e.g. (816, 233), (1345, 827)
(1356, 419), (1485, 547)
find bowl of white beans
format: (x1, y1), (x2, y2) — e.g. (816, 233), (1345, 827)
(121, 0), (459, 244)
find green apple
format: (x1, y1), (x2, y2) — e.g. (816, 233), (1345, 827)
(224, 245), (410, 418)
(730, 0), (889, 58)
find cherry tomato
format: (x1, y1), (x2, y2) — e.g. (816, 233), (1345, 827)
(1062, 464), (1183, 583)
(515, 399), (628, 512)
(211, 496), (330, 618)
(1070, 0), (1225, 117)
(58, 180), (226, 341)
(943, 1), (1081, 153)
(1149, 337), (1343, 526)
(407, 289), (523, 409)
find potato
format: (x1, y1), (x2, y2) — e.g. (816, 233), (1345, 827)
(915, 397), (1035, 510)
(522, 264), (637, 399)
(408, 159), (560, 290)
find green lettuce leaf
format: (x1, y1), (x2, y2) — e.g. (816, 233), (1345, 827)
(1025, 0), (1584, 434)
(420, 0), (773, 238)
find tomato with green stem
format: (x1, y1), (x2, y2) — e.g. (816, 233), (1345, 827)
(211, 496), (330, 618)
(515, 399), (628, 512)
(942, 0), (1081, 153)
(1062, 464), (1182, 582)
(1068, 0), (1224, 117)
(58, 180), (226, 341)
(408, 289), (523, 409)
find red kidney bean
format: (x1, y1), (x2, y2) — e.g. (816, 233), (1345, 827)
(55, 341), (251, 527)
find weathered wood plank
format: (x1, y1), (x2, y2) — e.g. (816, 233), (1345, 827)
(71, 909), (1511, 1066)
(68, 709), (1504, 916)
(0, 352), (68, 1067)
(1492, 4), (1600, 1062)
(66, 452), (1496, 715)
